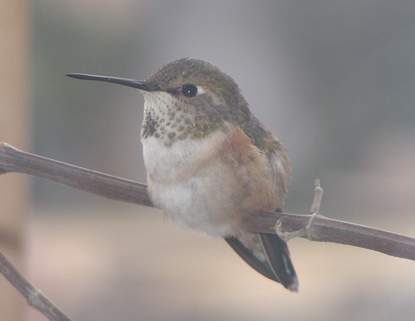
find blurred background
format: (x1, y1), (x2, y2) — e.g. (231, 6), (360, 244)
(1, 0), (415, 320)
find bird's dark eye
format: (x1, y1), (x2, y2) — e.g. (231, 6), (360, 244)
(181, 84), (198, 97)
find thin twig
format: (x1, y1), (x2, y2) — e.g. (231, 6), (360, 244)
(305, 178), (324, 239)
(1, 142), (415, 260)
(246, 211), (415, 260)
(0, 252), (72, 321)
(0, 143), (152, 206)
(309, 178), (323, 214)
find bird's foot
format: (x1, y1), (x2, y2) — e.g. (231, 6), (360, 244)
(274, 220), (305, 241)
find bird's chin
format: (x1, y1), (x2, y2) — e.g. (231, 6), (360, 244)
(143, 91), (174, 105)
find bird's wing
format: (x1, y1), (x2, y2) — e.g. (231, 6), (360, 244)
(224, 123), (298, 290)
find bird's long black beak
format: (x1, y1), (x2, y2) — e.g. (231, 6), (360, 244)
(66, 73), (159, 92)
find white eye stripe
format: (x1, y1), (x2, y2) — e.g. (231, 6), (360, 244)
(196, 85), (206, 95)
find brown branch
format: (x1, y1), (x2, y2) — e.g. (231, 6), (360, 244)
(1, 142), (415, 260)
(244, 212), (415, 260)
(0, 252), (72, 321)
(1, 142), (415, 320)
(0, 143), (152, 207)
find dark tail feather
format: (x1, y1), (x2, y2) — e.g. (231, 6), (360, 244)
(225, 234), (299, 291)
(260, 233), (298, 291)
(225, 236), (278, 282)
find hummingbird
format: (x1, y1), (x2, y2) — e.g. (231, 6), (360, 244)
(67, 58), (298, 291)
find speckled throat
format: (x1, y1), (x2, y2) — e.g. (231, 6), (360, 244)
(141, 92), (225, 146)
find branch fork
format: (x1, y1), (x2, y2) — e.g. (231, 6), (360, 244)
(275, 179), (325, 241)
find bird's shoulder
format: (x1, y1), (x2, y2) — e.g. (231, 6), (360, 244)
(220, 120), (288, 172)
(238, 117), (291, 196)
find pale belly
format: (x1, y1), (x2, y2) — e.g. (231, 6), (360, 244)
(141, 133), (242, 236)
(148, 165), (241, 236)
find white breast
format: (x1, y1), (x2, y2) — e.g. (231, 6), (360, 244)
(142, 130), (227, 183)
(141, 131), (241, 236)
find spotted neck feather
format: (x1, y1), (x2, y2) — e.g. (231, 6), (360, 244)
(141, 92), (225, 146)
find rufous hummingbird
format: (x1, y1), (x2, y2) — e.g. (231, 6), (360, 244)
(67, 58), (298, 291)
